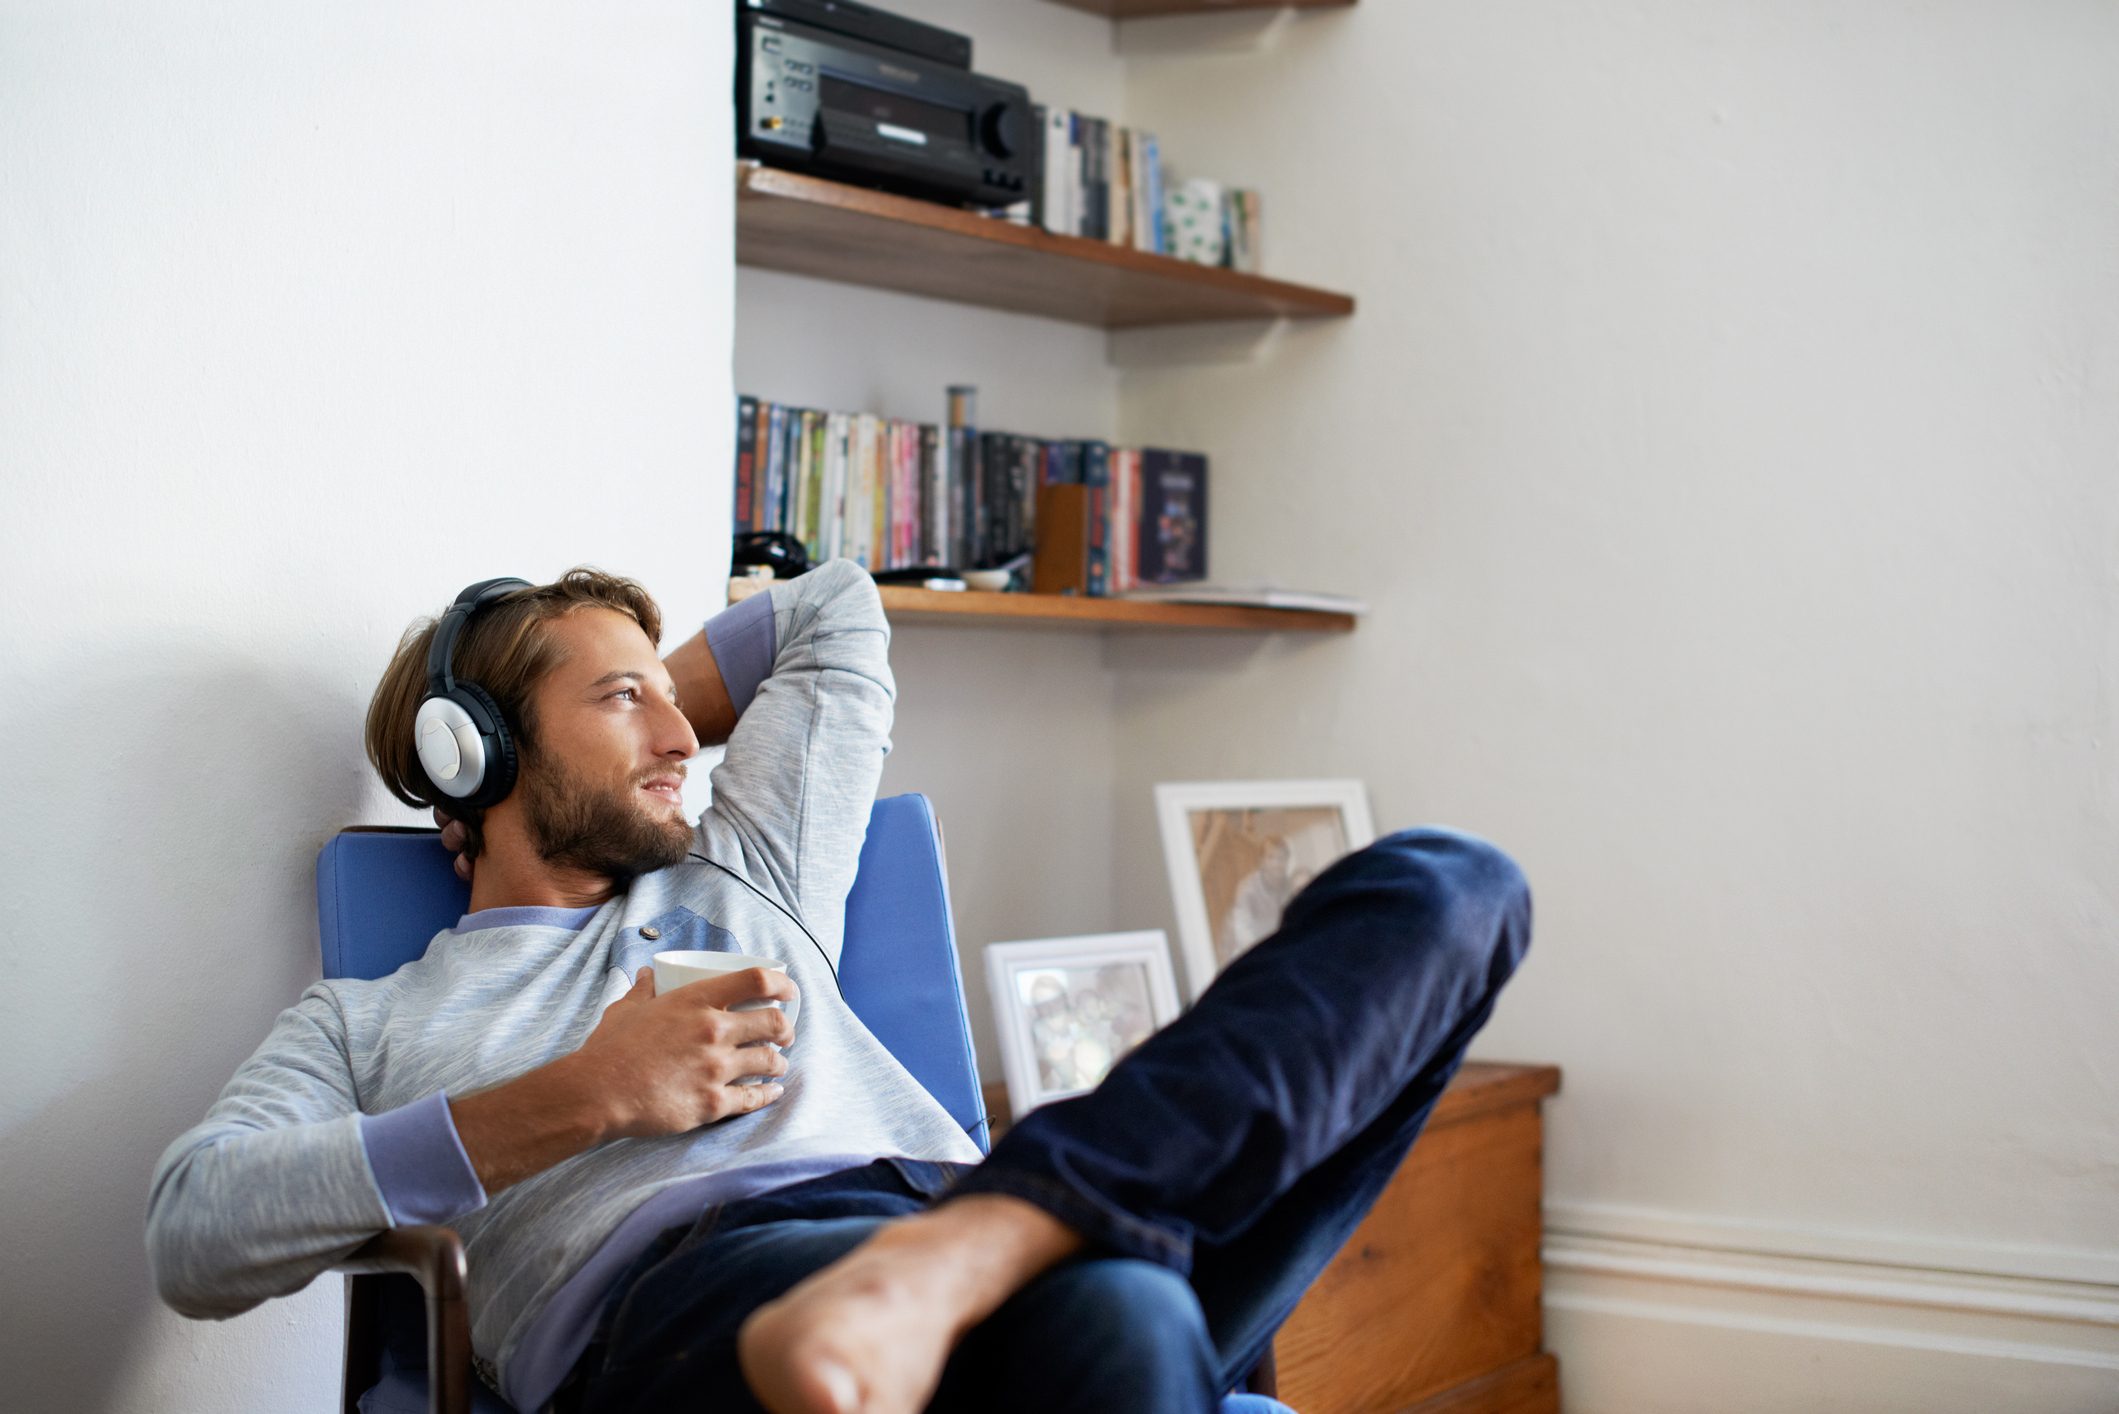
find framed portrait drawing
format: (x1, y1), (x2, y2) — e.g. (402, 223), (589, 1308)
(1155, 780), (1376, 999)
(984, 931), (1183, 1121)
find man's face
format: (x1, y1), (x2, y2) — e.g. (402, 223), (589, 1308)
(514, 607), (699, 882)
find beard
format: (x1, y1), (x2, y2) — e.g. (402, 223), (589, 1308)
(519, 753), (692, 883)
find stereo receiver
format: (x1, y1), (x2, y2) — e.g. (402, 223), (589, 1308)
(737, 0), (1037, 209)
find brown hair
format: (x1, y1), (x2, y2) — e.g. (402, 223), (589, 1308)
(364, 568), (664, 859)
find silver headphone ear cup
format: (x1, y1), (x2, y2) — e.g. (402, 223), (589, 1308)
(453, 683), (517, 807)
(414, 695), (485, 799)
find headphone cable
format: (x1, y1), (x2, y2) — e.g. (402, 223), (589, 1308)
(686, 852), (845, 999)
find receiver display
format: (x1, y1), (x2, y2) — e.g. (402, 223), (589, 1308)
(819, 73), (970, 143)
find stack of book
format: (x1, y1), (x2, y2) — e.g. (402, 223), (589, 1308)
(1046, 445), (1210, 597)
(1032, 107), (1262, 275)
(733, 394), (1208, 593)
(1035, 108), (1164, 253)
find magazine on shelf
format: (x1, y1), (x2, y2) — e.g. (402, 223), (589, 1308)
(1120, 584), (1367, 616)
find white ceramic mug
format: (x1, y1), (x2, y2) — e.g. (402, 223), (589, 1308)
(652, 950), (800, 1033)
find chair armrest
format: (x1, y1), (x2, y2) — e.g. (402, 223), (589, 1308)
(333, 1227), (473, 1414)
(337, 1225), (468, 1295)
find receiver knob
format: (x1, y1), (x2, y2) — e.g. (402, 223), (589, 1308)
(981, 103), (1017, 158)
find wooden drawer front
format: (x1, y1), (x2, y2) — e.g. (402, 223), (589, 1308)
(1273, 1099), (1548, 1414)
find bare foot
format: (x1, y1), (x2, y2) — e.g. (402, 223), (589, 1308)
(737, 1194), (1082, 1414)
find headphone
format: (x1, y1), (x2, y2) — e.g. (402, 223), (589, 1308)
(414, 576), (534, 808)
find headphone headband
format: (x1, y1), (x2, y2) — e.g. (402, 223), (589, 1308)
(425, 577), (534, 696)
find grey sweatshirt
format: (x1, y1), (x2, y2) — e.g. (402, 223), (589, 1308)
(145, 560), (982, 1409)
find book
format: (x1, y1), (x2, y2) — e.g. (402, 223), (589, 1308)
(1024, 437), (1044, 551)
(1136, 448), (1208, 584)
(876, 419), (894, 569)
(822, 412), (850, 563)
(881, 417), (899, 567)
(1082, 440), (1111, 596)
(1111, 446), (1138, 593)
(1124, 447), (1144, 589)
(759, 403), (783, 534)
(904, 425), (921, 564)
(979, 431), (1009, 565)
(1139, 134), (1165, 255)
(1224, 189), (1263, 274)
(1068, 112), (1087, 240)
(850, 412), (877, 567)
(1111, 125), (1133, 248)
(733, 396), (1211, 592)
(1002, 434), (1022, 561)
(762, 400), (782, 532)
(951, 425), (981, 567)
(734, 395), (759, 532)
(799, 409), (824, 558)
(1084, 116), (1107, 242)
(1039, 106), (1072, 237)
(884, 416), (901, 568)
(892, 421), (914, 569)
(921, 422), (946, 565)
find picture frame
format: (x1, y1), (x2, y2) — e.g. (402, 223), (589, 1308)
(984, 930), (1184, 1121)
(1155, 779), (1376, 999)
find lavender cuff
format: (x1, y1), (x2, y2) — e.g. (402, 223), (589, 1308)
(705, 590), (778, 716)
(359, 1090), (488, 1226)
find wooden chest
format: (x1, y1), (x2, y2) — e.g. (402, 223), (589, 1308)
(983, 1060), (1562, 1413)
(1270, 1062), (1562, 1414)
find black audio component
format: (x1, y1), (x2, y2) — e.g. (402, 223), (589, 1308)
(742, 0), (971, 69)
(738, 2), (1037, 209)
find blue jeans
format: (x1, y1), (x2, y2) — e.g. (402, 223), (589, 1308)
(563, 828), (1532, 1413)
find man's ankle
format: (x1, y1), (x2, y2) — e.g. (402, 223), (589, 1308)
(888, 1194), (1085, 1327)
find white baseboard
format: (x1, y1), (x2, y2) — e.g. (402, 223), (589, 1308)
(1542, 1202), (2119, 1414)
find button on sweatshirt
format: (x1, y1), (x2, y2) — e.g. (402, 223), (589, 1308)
(145, 561), (982, 1410)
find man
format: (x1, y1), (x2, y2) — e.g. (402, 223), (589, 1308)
(148, 560), (1533, 1414)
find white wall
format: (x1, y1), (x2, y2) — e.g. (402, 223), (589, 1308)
(0, 5), (730, 1411)
(1111, 0), (2119, 1406)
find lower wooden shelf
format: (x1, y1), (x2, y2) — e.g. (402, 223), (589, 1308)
(728, 577), (1357, 633)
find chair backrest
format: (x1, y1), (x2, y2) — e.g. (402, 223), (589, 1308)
(315, 792), (987, 1152)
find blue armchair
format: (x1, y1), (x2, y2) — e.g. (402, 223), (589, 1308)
(316, 793), (1291, 1414)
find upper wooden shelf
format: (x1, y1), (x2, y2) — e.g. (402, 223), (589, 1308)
(1044, 0), (1353, 15)
(735, 163), (1355, 329)
(729, 577), (1357, 633)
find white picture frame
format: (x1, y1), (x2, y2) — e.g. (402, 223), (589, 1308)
(984, 930), (1184, 1121)
(1155, 779), (1376, 999)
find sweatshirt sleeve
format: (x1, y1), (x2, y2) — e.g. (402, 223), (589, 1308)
(146, 985), (487, 1319)
(693, 559), (893, 967)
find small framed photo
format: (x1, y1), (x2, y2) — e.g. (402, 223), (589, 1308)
(1155, 780), (1376, 998)
(985, 931), (1183, 1120)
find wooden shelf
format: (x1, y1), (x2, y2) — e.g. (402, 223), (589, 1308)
(736, 162), (1355, 329)
(729, 577), (1357, 632)
(1045, 0), (1353, 16)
